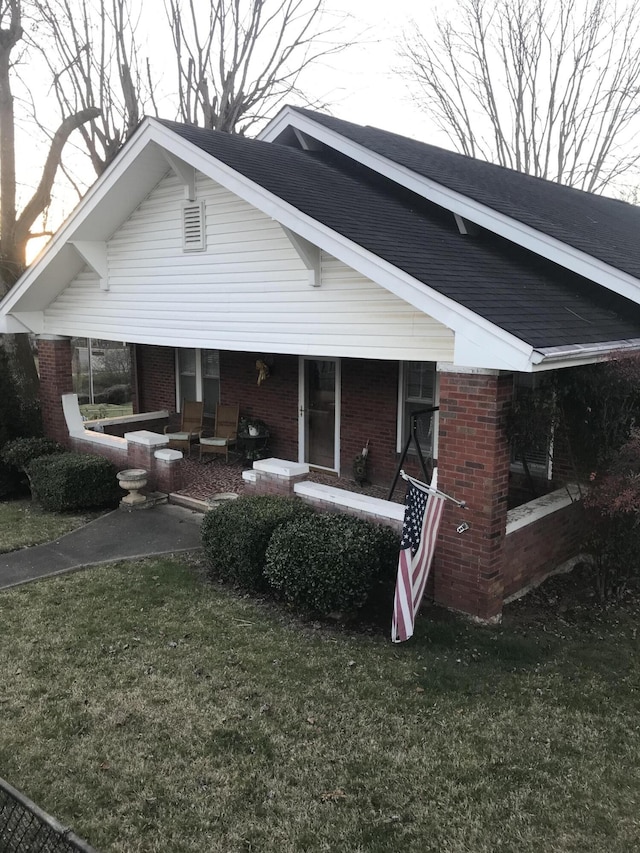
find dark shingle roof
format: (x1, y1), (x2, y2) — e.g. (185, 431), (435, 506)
(157, 118), (640, 351)
(289, 108), (640, 282)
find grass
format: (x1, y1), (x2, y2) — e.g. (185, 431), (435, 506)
(80, 403), (133, 420)
(0, 499), (98, 553)
(0, 556), (639, 852)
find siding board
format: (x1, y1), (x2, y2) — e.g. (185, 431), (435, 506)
(44, 172), (455, 361)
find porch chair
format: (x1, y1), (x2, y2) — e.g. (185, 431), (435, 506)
(164, 400), (204, 456)
(199, 403), (240, 462)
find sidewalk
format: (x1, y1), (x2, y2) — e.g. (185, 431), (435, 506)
(0, 503), (204, 591)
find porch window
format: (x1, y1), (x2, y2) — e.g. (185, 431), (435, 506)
(70, 337), (133, 417)
(397, 361), (437, 455)
(176, 348), (220, 416)
(510, 374), (553, 478)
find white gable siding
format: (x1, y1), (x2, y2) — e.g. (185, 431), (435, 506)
(43, 172), (454, 361)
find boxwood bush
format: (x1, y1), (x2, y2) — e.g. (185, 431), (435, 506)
(2, 437), (65, 472)
(265, 513), (400, 616)
(29, 452), (121, 512)
(200, 495), (315, 589)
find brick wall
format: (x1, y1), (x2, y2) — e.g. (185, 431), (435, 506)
(503, 500), (586, 599)
(37, 338), (74, 445)
(220, 351), (299, 459)
(135, 345), (176, 413)
(341, 359), (398, 484)
(434, 370), (513, 621)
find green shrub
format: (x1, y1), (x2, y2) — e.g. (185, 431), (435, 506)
(200, 495), (315, 589)
(265, 513), (400, 616)
(29, 452), (121, 512)
(2, 437), (65, 471)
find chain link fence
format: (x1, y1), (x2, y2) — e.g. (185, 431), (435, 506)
(0, 776), (98, 853)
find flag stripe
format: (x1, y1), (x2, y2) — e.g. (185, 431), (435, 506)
(391, 469), (445, 643)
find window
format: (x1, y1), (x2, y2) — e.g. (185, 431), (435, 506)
(397, 362), (437, 456)
(176, 349), (220, 416)
(510, 374), (554, 478)
(70, 337), (133, 417)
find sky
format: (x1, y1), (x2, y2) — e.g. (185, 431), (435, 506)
(23, 0), (441, 242)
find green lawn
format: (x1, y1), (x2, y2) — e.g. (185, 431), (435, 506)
(0, 499), (99, 553)
(0, 554), (638, 852)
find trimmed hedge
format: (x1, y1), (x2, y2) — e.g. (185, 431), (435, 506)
(2, 437), (65, 471)
(265, 513), (400, 616)
(29, 452), (121, 512)
(200, 495), (315, 589)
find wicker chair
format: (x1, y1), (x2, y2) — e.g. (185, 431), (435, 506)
(164, 400), (204, 456)
(199, 404), (240, 462)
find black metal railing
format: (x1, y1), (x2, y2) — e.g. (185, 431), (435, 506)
(0, 776), (98, 853)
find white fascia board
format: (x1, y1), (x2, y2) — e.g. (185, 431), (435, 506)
(0, 120), (167, 317)
(147, 120), (534, 371)
(261, 109), (640, 305)
(530, 338), (640, 371)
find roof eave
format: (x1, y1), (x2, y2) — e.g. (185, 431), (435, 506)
(531, 338), (640, 370)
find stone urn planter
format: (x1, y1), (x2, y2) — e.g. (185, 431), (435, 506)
(117, 468), (148, 506)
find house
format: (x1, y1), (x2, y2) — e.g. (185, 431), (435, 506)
(3, 106), (640, 621)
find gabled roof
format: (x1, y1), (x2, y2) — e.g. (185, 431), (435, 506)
(3, 109), (640, 372)
(163, 119), (640, 355)
(270, 107), (640, 277)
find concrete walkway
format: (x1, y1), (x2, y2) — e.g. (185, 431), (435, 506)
(0, 503), (204, 591)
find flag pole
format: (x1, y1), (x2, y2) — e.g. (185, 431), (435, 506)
(400, 470), (467, 508)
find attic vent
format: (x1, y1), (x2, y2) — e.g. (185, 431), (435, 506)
(182, 200), (206, 251)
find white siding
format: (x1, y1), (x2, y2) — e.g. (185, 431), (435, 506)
(44, 172), (455, 361)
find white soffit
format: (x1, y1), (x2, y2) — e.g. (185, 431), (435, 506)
(260, 107), (640, 305)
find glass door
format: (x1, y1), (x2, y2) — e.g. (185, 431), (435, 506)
(299, 358), (340, 471)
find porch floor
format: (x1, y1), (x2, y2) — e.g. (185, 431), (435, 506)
(174, 456), (405, 505)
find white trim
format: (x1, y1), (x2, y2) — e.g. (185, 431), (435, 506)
(69, 241), (108, 290)
(294, 480), (405, 524)
(163, 151), (196, 200)
(506, 484), (581, 535)
(261, 107), (640, 306)
(281, 226), (320, 286)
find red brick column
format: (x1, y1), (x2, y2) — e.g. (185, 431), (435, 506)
(37, 336), (73, 445)
(434, 368), (513, 621)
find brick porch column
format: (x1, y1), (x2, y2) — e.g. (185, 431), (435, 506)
(434, 366), (513, 622)
(37, 335), (73, 445)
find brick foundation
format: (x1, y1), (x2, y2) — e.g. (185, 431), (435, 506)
(503, 492), (586, 599)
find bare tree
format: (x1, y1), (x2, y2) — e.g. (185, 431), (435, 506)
(0, 0), (100, 414)
(32, 0), (148, 176)
(165, 0), (347, 134)
(399, 0), (640, 193)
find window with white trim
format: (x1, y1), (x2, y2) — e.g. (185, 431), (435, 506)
(177, 348), (220, 416)
(397, 361), (438, 456)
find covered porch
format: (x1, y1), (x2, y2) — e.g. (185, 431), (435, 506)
(37, 335), (585, 623)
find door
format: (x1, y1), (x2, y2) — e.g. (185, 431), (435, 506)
(299, 358), (340, 471)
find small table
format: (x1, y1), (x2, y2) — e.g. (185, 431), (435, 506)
(238, 432), (270, 462)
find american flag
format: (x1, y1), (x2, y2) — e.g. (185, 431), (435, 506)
(391, 470), (445, 643)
